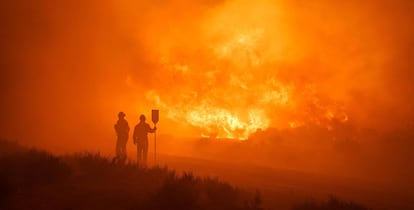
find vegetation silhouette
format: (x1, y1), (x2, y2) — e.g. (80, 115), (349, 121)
(292, 196), (370, 210)
(0, 139), (257, 210)
(0, 139), (371, 210)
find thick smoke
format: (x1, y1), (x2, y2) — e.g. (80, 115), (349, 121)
(1, 0), (414, 150)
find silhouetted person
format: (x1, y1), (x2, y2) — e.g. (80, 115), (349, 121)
(113, 112), (129, 164)
(133, 114), (156, 165)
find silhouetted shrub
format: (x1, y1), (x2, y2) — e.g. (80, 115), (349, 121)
(292, 196), (369, 210)
(151, 172), (251, 210)
(0, 172), (10, 208)
(0, 149), (71, 186)
(152, 172), (201, 209)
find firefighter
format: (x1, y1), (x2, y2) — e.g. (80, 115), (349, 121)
(133, 114), (156, 165)
(113, 111), (129, 163)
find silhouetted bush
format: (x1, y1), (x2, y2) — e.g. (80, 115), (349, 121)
(152, 172), (201, 209)
(0, 149), (71, 186)
(151, 172), (248, 210)
(0, 172), (10, 208)
(292, 196), (369, 210)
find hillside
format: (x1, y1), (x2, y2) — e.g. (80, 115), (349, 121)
(0, 139), (370, 210)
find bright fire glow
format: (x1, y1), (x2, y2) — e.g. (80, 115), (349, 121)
(140, 0), (349, 140)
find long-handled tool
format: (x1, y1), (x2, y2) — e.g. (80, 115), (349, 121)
(152, 109), (159, 164)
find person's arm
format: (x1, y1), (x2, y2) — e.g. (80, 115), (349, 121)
(147, 124), (157, 133)
(114, 121), (118, 133)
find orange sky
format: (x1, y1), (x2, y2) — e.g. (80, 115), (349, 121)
(1, 0), (414, 152)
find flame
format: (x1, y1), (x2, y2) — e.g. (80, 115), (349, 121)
(141, 0), (349, 140)
(146, 90), (271, 140)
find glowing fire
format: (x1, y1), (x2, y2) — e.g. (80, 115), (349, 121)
(141, 0), (349, 140)
(147, 89), (271, 139)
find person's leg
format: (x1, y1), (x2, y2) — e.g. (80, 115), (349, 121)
(113, 139), (122, 163)
(120, 138), (127, 163)
(143, 140), (148, 164)
(137, 143), (141, 165)
(116, 139), (121, 157)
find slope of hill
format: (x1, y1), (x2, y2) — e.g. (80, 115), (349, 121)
(0, 139), (261, 210)
(0, 139), (372, 210)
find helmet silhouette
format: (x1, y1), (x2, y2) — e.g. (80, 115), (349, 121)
(139, 114), (146, 121)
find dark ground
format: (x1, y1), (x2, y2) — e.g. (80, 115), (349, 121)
(0, 139), (375, 210)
